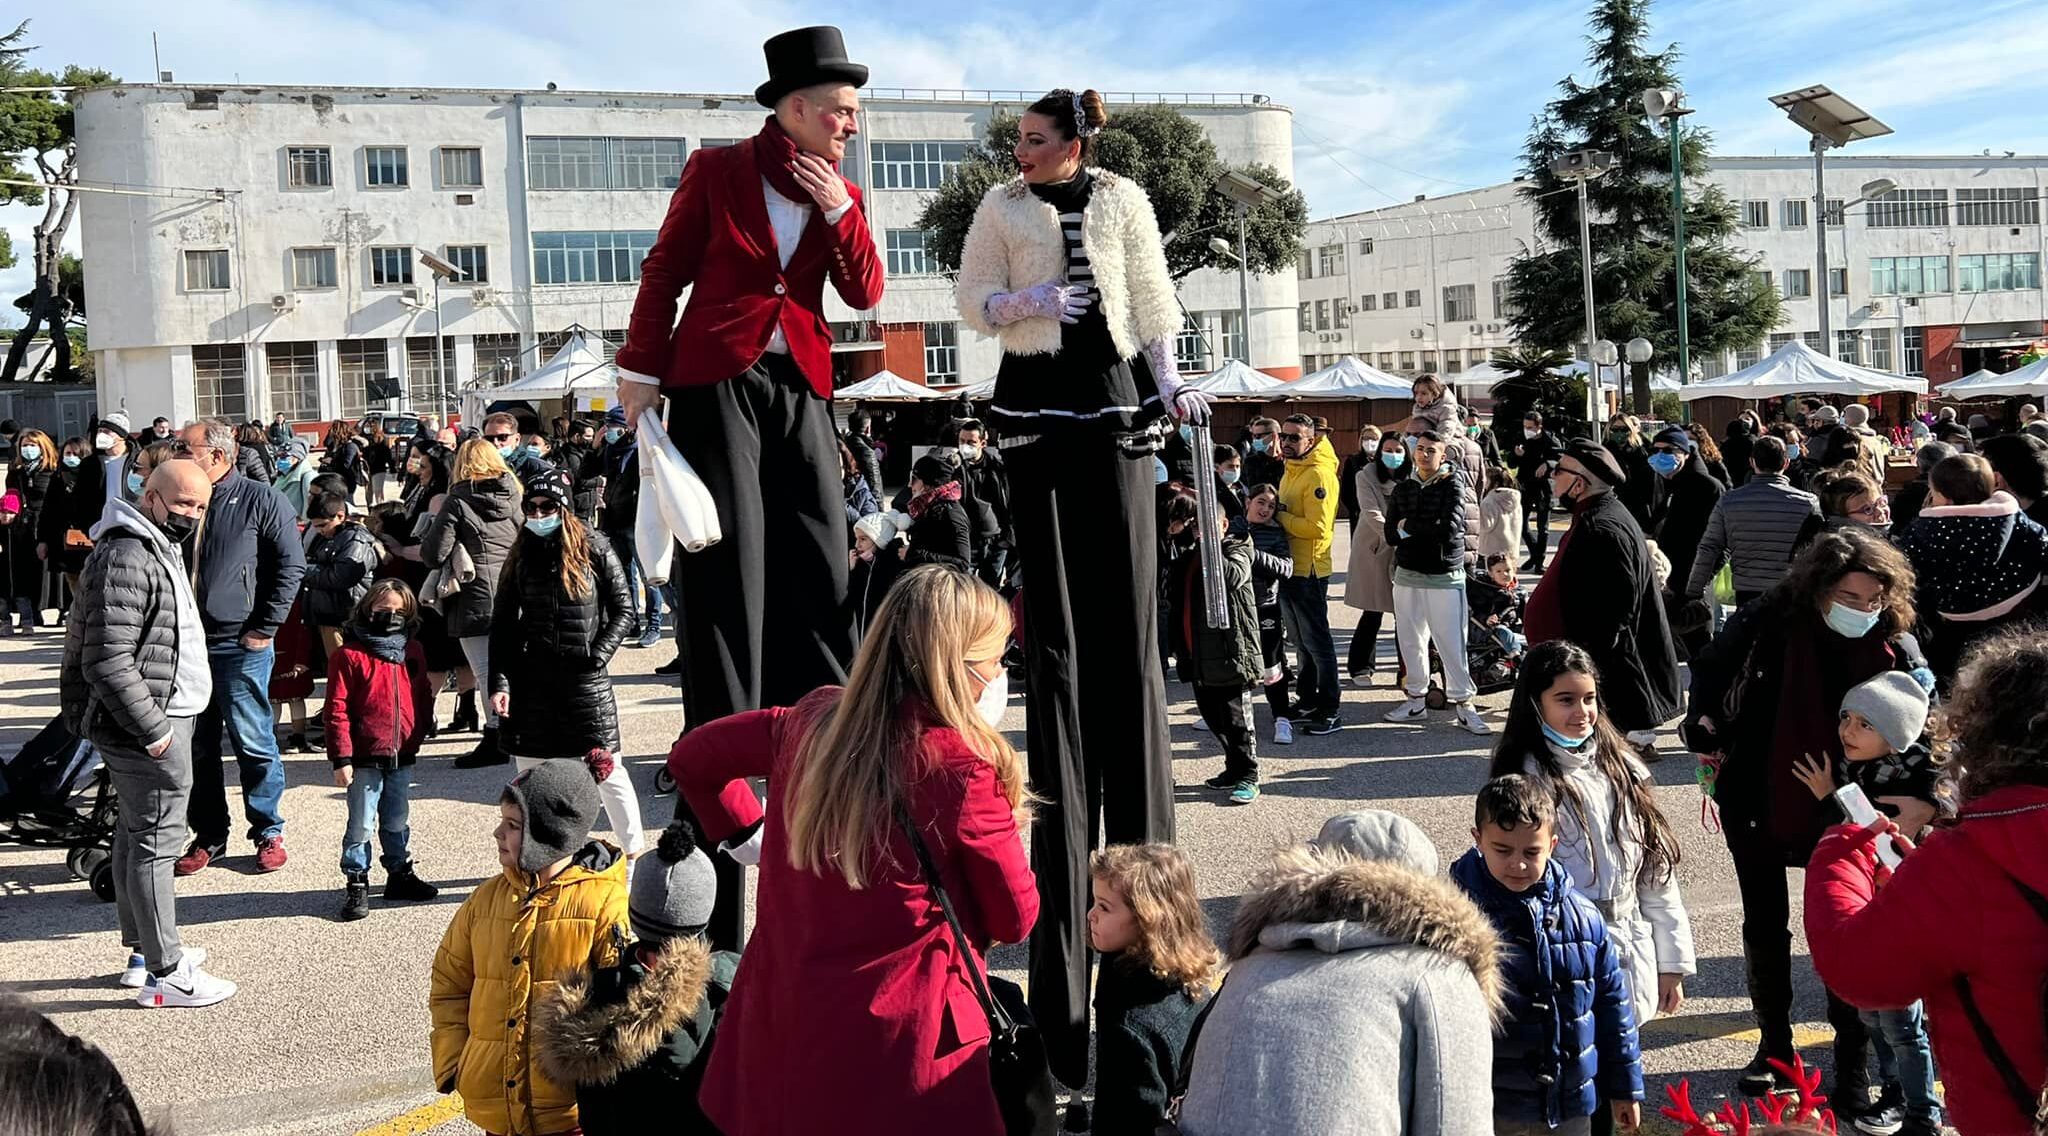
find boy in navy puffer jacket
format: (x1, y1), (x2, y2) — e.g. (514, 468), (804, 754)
(1452, 774), (1643, 1135)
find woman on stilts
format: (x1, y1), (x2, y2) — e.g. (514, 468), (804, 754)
(954, 86), (1211, 1086)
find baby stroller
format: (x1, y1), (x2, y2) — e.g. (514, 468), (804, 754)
(1411, 615), (1523, 710)
(0, 717), (118, 902)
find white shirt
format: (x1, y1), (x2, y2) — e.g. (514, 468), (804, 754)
(619, 180), (852, 385)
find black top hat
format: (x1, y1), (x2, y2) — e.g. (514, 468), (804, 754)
(756, 26), (869, 108)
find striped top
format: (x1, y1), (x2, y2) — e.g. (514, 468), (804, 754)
(1059, 212), (1096, 302)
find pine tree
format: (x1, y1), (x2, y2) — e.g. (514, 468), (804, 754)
(1504, 0), (1779, 388)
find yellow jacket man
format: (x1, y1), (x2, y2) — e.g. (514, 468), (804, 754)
(1273, 415), (1345, 731)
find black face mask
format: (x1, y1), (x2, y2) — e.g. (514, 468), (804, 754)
(364, 610), (409, 635)
(155, 509), (198, 543)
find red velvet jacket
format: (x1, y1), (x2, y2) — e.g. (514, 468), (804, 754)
(615, 133), (884, 399)
(668, 688), (1037, 1135)
(324, 639), (432, 768)
(1805, 785), (2048, 1136)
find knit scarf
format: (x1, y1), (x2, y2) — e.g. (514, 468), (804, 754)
(907, 480), (962, 520)
(755, 115), (831, 206)
(1766, 613), (1896, 857)
(348, 622), (410, 665)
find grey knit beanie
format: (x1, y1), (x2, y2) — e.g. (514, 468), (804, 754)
(1313, 810), (1440, 876)
(501, 760), (602, 873)
(1840, 671), (1931, 754)
(629, 819), (719, 943)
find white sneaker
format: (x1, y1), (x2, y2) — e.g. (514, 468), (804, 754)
(1454, 705), (1493, 736)
(1273, 718), (1295, 746)
(1189, 718), (1211, 733)
(1383, 697), (1429, 723)
(136, 951), (235, 1008)
(119, 946), (204, 988)
(1625, 729), (1659, 747)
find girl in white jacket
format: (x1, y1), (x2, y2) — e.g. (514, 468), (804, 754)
(1489, 639), (1696, 1028)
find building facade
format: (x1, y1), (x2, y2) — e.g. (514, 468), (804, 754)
(76, 83), (1299, 428)
(1299, 154), (2048, 388)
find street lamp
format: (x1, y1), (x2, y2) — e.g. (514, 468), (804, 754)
(1642, 89), (1694, 400)
(1768, 86), (1892, 349)
(1625, 335), (1655, 417)
(1551, 149), (1616, 432)
(416, 249), (463, 421)
(1213, 170), (1283, 367)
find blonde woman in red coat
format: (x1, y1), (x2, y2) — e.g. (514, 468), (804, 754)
(669, 565), (1037, 1134)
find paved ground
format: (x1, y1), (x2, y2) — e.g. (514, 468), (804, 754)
(0, 526), (1849, 1135)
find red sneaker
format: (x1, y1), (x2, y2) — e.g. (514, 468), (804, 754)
(174, 842), (224, 878)
(254, 837), (288, 873)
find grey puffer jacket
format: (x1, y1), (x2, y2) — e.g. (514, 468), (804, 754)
(1682, 472), (1821, 598)
(60, 498), (212, 751)
(1178, 841), (1501, 1136)
(422, 474), (521, 637)
(305, 521), (384, 626)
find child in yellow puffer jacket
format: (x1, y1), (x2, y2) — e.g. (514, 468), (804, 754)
(431, 758), (630, 1136)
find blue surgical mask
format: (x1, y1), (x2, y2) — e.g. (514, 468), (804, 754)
(126, 470), (145, 496)
(1153, 457), (1168, 485)
(1540, 720), (1595, 750)
(1786, 443), (1803, 461)
(61, 455), (81, 469)
(1381, 452), (1404, 470)
(521, 445), (542, 461)
(497, 442), (519, 459)
(604, 427), (625, 445)
(18, 445), (40, 463)
(1824, 601), (1882, 639)
(277, 457), (295, 472)
(1220, 468), (1241, 486)
(1250, 438), (1269, 454)
(1647, 452), (1683, 476)
(1178, 424), (1193, 446)
(524, 515), (562, 538)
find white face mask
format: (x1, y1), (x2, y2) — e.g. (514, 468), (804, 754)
(974, 667), (1009, 728)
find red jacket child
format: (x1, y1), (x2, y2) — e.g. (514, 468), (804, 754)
(1805, 784), (2048, 1136)
(325, 635), (432, 770)
(667, 687), (1038, 1135)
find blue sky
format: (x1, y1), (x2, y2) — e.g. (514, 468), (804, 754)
(15, 0), (2048, 324)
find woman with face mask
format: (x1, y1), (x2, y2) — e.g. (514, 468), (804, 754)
(666, 565), (1037, 1134)
(1682, 528), (1929, 1099)
(1342, 431), (1408, 685)
(36, 437), (100, 603)
(487, 469), (643, 858)
(5, 427), (57, 631)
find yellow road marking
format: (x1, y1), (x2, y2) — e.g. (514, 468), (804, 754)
(1641, 1013), (1834, 1051)
(354, 1094), (464, 1136)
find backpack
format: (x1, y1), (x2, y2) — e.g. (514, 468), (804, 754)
(1952, 870), (2048, 1119)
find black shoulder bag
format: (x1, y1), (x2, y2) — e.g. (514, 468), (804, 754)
(893, 800), (1058, 1136)
(1952, 869), (2048, 1122)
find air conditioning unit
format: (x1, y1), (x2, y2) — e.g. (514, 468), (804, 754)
(268, 293), (294, 315)
(1469, 324), (1483, 334)
(470, 287), (496, 307)
(1409, 328), (1425, 339)
(399, 286), (426, 308)
(1866, 299), (1886, 316)
(1486, 323), (1502, 333)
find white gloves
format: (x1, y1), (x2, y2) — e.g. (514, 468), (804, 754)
(984, 282), (1095, 327)
(1145, 337), (1212, 424)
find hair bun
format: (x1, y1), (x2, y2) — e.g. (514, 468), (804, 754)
(1079, 89), (1108, 131)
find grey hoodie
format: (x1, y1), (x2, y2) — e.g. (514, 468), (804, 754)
(1178, 812), (1501, 1136)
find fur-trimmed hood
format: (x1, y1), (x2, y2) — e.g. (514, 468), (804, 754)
(1228, 845), (1503, 1012)
(533, 937), (716, 1086)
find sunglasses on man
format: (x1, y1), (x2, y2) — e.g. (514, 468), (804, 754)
(484, 431), (518, 444)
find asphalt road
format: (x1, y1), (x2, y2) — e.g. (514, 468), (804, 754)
(0, 526), (1849, 1135)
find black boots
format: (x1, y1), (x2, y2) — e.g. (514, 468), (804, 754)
(454, 726), (505, 769)
(339, 874), (370, 921)
(384, 864), (439, 903)
(447, 690), (480, 734)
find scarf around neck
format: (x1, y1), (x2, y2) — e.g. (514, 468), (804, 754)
(348, 622), (411, 665)
(907, 480), (962, 519)
(1028, 167), (1094, 215)
(755, 115), (833, 206)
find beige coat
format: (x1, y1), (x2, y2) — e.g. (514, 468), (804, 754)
(1344, 465), (1399, 613)
(1476, 486), (1523, 565)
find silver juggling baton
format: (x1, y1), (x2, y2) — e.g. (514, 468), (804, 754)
(1190, 422), (1231, 630)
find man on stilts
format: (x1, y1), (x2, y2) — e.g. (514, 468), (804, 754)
(614, 26), (883, 951)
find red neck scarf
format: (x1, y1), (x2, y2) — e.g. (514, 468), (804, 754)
(908, 480), (962, 519)
(755, 115), (834, 205)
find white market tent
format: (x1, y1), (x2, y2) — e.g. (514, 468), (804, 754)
(1597, 369), (1684, 394)
(1192, 358), (1285, 396)
(462, 331), (617, 422)
(1453, 361), (1517, 391)
(835, 370), (949, 401)
(1676, 339), (1927, 402)
(1938, 357), (2048, 399)
(1282, 355), (1414, 399)
(958, 375), (999, 399)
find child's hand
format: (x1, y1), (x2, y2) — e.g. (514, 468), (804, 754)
(1791, 752), (1835, 800)
(1612, 1100), (1641, 1131)
(1878, 795), (1936, 837)
(1657, 973), (1685, 1016)
(490, 692), (511, 719)
(332, 766), (353, 789)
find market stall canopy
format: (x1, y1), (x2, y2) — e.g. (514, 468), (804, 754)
(463, 331), (617, 420)
(1597, 369), (1684, 393)
(959, 375), (999, 399)
(1676, 339), (1927, 402)
(1938, 357), (2048, 399)
(1192, 358), (1285, 396)
(835, 370), (949, 401)
(1282, 355), (1414, 399)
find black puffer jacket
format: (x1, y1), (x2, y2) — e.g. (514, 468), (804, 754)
(904, 497), (971, 572)
(1648, 458), (1724, 591)
(60, 500), (201, 751)
(306, 521), (384, 626)
(1231, 514), (1294, 610)
(1386, 469), (1469, 575)
(237, 442), (274, 485)
(422, 474), (521, 638)
(489, 526), (634, 758)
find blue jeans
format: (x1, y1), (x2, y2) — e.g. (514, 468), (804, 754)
(1862, 1003), (1941, 1124)
(1280, 574), (1339, 718)
(607, 527), (674, 629)
(187, 641), (286, 846)
(339, 766), (413, 877)
(1490, 626), (1527, 655)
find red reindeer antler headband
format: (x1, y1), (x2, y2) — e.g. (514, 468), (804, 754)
(1659, 1055), (1836, 1135)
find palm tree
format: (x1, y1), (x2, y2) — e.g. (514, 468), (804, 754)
(1488, 346), (1587, 435)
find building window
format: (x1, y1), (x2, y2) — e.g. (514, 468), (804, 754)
(1700, 352), (1727, 379)
(1782, 199), (1808, 228)
(1956, 187), (2040, 227)
(884, 229), (935, 276)
(291, 247), (337, 290)
(1377, 352), (1395, 370)
(369, 246), (414, 287)
(1770, 332), (1797, 352)
(528, 136), (686, 191)
(1741, 200), (1769, 228)
(1297, 252), (1314, 280)
(1958, 252), (2041, 293)
(1868, 327), (1893, 371)
(1902, 326), (1924, 375)
(1358, 239), (1374, 255)
(1218, 310), (1245, 362)
(1753, 269), (1774, 294)
(473, 332), (523, 384)
(1442, 283), (1476, 323)
(1174, 315), (1207, 371)
(192, 344), (249, 420)
(183, 249), (231, 291)
(1866, 188), (1949, 228)
(1836, 330), (1861, 365)
(1382, 291), (1399, 310)
(698, 138), (740, 150)
(1419, 350), (1437, 371)
(439, 147), (484, 189)
(1398, 351), (1416, 371)
(1824, 198), (1845, 227)
(1735, 342), (1762, 369)
(1298, 303), (1312, 332)
(1469, 348), (1488, 366)
(1314, 300), (1330, 331)
(1870, 255), (1951, 295)
(1318, 244), (1343, 277)
(266, 341), (321, 418)
(441, 245), (488, 283)
(1783, 269), (1811, 298)
(1333, 297), (1350, 329)
(1492, 276), (1518, 319)
(286, 146), (332, 189)
(923, 322), (960, 384)
(531, 230), (658, 285)
(365, 146), (409, 188)
(1358, 293), (1377, 312)
(337, 340), (391, 417)
(869, 141), (972, 191)
(1829, 267), (1848, 296)
(406, 336), (457, 409)
(1802, 331), (1824, 351)
(1403, 289), (1421, 308)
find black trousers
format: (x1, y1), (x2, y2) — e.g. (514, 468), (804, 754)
(1724, 814), (1870, 1067)
(1009, 433), (1173, 1088)
(665, 355), (855, 951)
(1258, 613), (1292, 719)
(1347, 609), (1386, 676)
(1194, 683), (1256, 781)
(1521, 484), (1553, 568)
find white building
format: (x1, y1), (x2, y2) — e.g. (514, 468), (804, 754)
(75, 83), (1299, 428)
(1300, 154), (2048, 389)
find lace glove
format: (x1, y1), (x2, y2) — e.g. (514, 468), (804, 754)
(983, 282), (1094, 327)
(1145, 337), (1212, 424)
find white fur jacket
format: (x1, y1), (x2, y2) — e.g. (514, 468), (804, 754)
(954, 169), (1181, 360)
